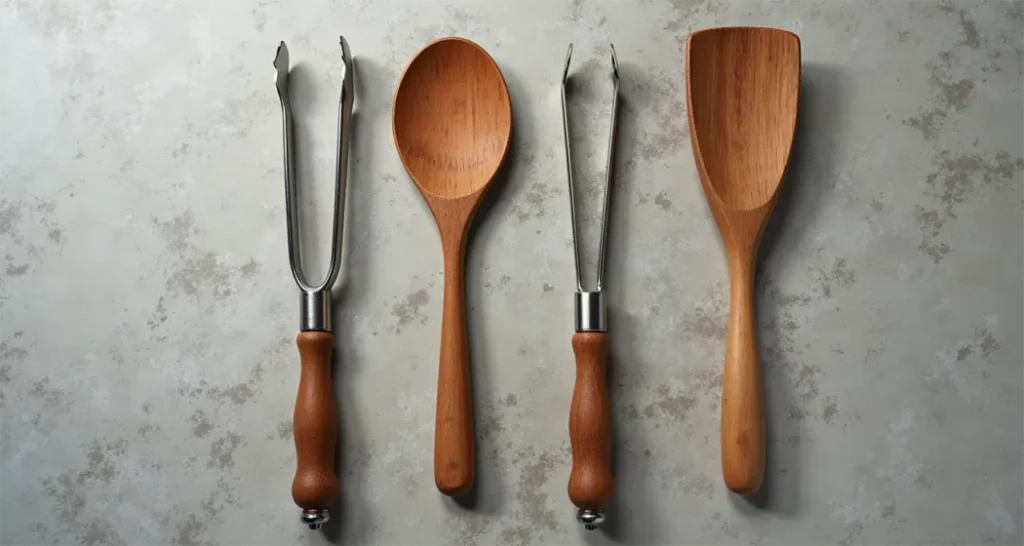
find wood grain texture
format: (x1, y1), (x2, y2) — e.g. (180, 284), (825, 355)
(393, 37), (512, 199)
(686, 27), (801, 494)
(392, 37), (511, 496)
(568, 332), (614, 510)
(291, 331), (339, 509)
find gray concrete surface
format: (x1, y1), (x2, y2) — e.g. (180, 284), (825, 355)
(1, 0), (1022, 544)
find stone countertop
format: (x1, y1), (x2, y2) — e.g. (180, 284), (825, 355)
(1, 1), (1021, 544)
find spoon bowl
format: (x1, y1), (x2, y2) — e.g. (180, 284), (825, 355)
(392, 37), (511, 496)
(394, 38), (511, 199)
(686, 27), (800, 494)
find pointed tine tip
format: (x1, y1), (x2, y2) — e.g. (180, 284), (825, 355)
(562, 43), (573, 83)
(610, 44), (619, 80)
(273, 42), (289, 87)
(339, 35), (350, 58)
(338, 36), (353, 87)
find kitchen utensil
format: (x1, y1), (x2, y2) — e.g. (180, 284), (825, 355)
(686, 27), (800, 494)
(560, 43), (619, 529)
(273, 36), (354, 528)
(392, 37), (512, 496)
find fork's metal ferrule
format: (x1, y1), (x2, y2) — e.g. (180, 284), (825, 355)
(575, 291), (605, 333)
(301, 289), (332, 332)
(274, 37), (354, 335)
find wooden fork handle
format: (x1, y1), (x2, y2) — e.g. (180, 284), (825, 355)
(721, 261), (765, 494)
(292, 331), (339, 511)
(568, 332), (614, 510)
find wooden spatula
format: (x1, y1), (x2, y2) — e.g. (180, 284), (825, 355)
(686, 27), (801, 494)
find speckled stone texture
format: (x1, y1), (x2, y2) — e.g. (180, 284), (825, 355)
(1, 0), (1021, 544)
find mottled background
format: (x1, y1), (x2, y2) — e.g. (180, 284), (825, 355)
(1, 0), (1021, 544)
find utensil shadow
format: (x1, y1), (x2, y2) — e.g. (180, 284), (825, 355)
(581, 65), (658, 545)
(589, 309), (659, 545)
(728, 62), (844, 518)
(317, 57), (374, 545)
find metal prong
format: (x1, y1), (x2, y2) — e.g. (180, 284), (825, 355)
(595, 44), (619, 293)
(322, 35), (354, 294)
(273, 40), (302, 292)
(561, 43), (583, 294)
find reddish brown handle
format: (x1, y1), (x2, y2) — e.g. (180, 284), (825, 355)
(568, 332), (614, 510)
(292, 331), (339, 510)
(721, 258), (765, 494)
(434, 242), (474, 496)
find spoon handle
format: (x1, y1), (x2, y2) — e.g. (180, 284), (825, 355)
(722, 258), (765, 494)
(434, 242), (475, 496)
(568, 332), (614, 511)
(292, 331), (340, 514)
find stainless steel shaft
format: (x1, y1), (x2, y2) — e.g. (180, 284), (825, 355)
(561, 44), (620, 335)
(274, 37), (354, 334)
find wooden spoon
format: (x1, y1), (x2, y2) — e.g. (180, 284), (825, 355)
(686, 27), (801, 494)
(392, 37), (512, 496)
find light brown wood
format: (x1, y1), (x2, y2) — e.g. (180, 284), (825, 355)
(686, 27), (800, 494)
(567, 332), (614, 510)
(292, 331), (339, 509)
(392, 37), (512, 497)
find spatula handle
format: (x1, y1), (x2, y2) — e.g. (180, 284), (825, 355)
(434, 242), (474, 496)
(722, 260), (765, 494)
(292, 331), (340, 512)
(568, 332), (614, 510)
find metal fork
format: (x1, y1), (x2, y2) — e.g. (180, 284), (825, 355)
(273, 36), (353, 530)
(561, 43), (620, 530)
